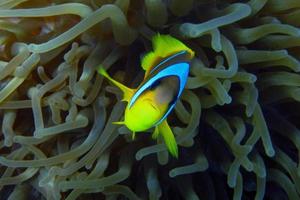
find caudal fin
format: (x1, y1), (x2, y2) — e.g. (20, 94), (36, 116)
(141, 34), (195, 73)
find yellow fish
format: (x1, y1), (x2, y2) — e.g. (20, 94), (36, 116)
(98, 34), (194, 157)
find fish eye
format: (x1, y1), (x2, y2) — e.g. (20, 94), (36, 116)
(169, 96), (177, 107)
(149, 80), (161, 90)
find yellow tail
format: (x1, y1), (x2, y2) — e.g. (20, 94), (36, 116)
(141, 34), (195, 72)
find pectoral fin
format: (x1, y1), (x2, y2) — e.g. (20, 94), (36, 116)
(98, 67), (134, 102)
(152, 126), (159, 139)
(112, 121), (124, 125)
(157, 120), (178, 158)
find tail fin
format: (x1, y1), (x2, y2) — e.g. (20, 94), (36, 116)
(141, 34), (195, 72)
(98, 66), (134, 102)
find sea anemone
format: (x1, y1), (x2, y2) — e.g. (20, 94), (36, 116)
(0, 0), (300, 199)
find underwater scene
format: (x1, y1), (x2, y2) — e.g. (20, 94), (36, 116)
(0, 0), (300, 199)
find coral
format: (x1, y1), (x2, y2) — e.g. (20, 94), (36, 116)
(0, 0), (300, 199)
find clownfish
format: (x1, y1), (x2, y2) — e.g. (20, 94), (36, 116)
(98, 34), (194, 158)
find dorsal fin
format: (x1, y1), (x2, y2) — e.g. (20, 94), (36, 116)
(141, 34), (194, 73)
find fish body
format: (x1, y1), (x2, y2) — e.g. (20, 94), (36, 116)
(98, 34), (194, 157)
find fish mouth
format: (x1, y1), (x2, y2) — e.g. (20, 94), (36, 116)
(150, 103), (157, 110)
(144, 99), (160, 112)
